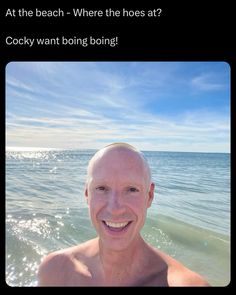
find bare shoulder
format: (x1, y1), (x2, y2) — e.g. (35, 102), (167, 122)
(169, 266), (211, 286)
(149, 247), (210, 287)
(38, 248), (80, 286)
(165, 255), (210, 286)
(37, 248), (75, 286)
(37, 239), (98, 286)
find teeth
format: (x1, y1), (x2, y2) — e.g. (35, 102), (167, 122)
(105, 221), (129, 228)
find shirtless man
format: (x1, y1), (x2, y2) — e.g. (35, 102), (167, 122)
(38, 143), (210, 286)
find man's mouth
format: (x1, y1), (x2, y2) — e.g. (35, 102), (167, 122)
(102, 220), (132, 232)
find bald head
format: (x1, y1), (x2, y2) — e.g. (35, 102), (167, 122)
(87, 143), (152, 186)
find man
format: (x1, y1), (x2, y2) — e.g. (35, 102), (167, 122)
(38, 143), (210, 286)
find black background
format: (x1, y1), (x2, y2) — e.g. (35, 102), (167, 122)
(0, 4), (234, 60)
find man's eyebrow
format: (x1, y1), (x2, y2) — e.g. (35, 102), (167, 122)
(90, 179), (143, 187)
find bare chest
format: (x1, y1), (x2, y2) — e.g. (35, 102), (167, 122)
(65, 265), (168, 287)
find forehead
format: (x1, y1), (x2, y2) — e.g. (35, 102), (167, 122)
(89, 148), (147, 181)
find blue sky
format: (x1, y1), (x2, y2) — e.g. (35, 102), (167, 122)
(6, 62), (230, 152)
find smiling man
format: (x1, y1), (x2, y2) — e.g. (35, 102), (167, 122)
(38, 143), (210, 286)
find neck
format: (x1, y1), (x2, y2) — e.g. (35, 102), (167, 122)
(98, 235), (148, 285)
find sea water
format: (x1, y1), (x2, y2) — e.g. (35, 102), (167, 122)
(5, 149), (230, 286)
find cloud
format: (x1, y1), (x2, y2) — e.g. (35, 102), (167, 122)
(6, 62), (230, 152)
(6, 107), (230, 152)
(191, 73), (227, 91)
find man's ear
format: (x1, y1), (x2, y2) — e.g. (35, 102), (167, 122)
(147, 182), (155, 208)
(85, 185), (89, 205)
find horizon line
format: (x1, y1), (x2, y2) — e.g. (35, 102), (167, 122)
(5, 146), (230, 154)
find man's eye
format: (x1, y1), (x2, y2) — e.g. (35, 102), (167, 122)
(128, 187), (139, 193)
(96, 186), (106, 191)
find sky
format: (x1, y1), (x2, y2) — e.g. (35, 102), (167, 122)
(6, 61), (230, 152)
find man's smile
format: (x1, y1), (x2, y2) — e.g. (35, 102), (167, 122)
(102, 220), (132, 232)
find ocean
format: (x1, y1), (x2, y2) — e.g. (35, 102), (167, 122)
(5, 148), (230, 286)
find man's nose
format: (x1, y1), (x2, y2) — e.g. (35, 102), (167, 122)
(106, 190), (124, 214)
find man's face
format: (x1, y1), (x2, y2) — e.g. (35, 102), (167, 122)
(85, 148), (154, 251)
